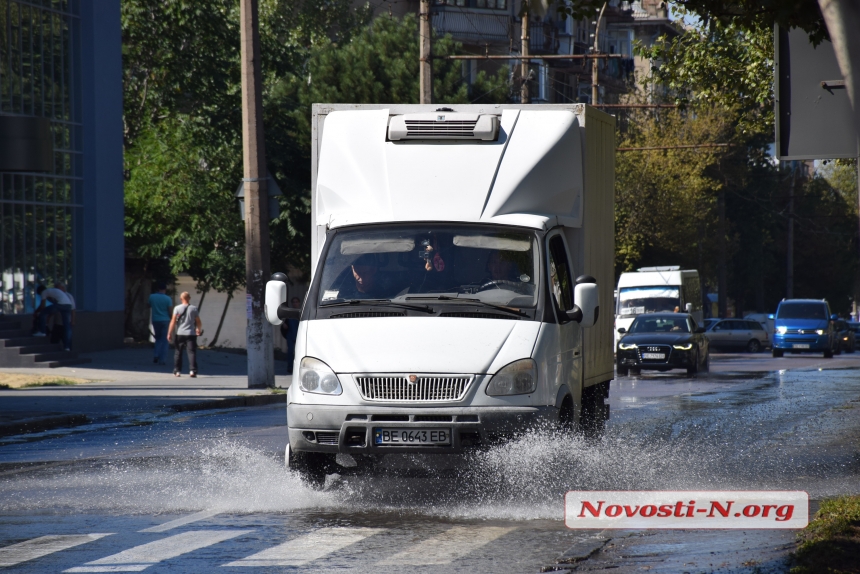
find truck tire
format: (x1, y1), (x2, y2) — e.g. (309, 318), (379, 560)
(558, 395), (574, 433)
(580, 384), (608, 438)
(286, 444), (334, 488)
(772, 349), (784, 358)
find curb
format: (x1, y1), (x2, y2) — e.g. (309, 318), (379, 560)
(169, 393), (286, 412)
(0, 414), (90, 438)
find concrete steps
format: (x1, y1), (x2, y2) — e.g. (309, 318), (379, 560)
(0, 315), (92, 368)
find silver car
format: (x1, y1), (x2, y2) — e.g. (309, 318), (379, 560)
(705, 319), (770, 353)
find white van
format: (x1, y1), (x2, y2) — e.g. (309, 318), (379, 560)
(266, 104), (616, 483)
(615, 267), (703, 344)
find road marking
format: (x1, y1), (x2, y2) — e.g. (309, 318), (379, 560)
(64, 529), (252, 572)
(0, 534), (113, 568)
(223, 527), (383, 567)
(139, 510), (221, 533)
(379, 526), (515, 565)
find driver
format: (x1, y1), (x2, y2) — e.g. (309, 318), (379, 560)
(339, 254), (386, 299)
(487, 251), (516, 281)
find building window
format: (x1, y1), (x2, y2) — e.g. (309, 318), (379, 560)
(437, 0), (507, 8)
(0, 0), (81, 314)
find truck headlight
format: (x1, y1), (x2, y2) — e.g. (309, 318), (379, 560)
(298, 357), (342, 395)
(816, 329), (825, 335)
(776, 326), (787, 335)
(673, 343), (693, 350)
(486, 359), (537, 396)
(618, 343), (637, 350)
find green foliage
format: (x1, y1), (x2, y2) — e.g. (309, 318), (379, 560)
(615, 106), (730, 272)
(792, 495), (860, 573)
(673, 0), (826, 44)
(640, 16), (773, 135)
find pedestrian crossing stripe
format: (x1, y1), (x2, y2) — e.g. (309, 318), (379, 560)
(4, 525), (520, 570)
(139, 510), (221, 533)
(223, 527), (384, 567)
(64, 530), (252, 572)
(378, 526), (516, 565)
(0, 534), (113, 568)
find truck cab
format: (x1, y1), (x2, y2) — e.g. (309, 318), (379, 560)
(265, 104), (616, 484)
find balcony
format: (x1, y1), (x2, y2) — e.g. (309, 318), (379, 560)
(432, 8), (512, 45)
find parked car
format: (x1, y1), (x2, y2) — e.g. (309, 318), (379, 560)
(706, 318), (770, 353)
(772, 299), (838, 358)
(744, 313), (774, 340)
(703, 318), (720, 331)
(833, 320), (855, 354)
(616, 313), (709, 376)
(848, 322), (860, 350)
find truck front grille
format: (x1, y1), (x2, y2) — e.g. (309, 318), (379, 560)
(355, 375), (472, 402)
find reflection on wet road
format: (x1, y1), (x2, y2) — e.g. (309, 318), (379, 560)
(1, 356), (859, 572)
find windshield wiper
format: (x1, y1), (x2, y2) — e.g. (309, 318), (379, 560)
(319, 299), (434, 313)
(405, 295), (528, 317)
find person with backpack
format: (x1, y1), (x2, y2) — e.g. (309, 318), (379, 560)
(167, 291), (202, 377)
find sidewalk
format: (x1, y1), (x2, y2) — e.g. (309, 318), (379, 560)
(0, 347), (292, 438)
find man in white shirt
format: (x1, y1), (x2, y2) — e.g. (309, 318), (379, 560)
(34, 284), (74, 351)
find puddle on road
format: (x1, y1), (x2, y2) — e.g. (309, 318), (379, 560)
(1, 369), (858, 521)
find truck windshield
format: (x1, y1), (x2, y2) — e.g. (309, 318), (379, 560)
(777, 303), (827, 320)
(318, 225), (538, 308)
(617, 286), (681, 316)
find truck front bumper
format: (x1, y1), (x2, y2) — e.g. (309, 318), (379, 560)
(287, 403), (558, 454)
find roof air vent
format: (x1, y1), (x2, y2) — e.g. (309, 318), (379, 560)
(388, 113), (499, 141)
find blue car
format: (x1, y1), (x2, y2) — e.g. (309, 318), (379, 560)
(772, 299), (838, 358)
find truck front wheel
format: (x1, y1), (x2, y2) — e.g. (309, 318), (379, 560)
(286, 444), (335, 488)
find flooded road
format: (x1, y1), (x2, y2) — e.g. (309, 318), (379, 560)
(1, 355), (859, 572)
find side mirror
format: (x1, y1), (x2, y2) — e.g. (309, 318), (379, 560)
(695, 327), (706, 334)
(265, 274), (288, 325)
(685, 302), (693, 313)
(831, 314), (839, 321)
(767, 314), (774, 320)
(617, 327), (627, 334)
(571, 282), (599, 328)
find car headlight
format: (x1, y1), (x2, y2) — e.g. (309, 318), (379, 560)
(673, 343), (693, 350)
(298, 357), (342, 395)
(816, 329), (825, 335)
(618, 343), (638, 350)
(776, 326), (787, 335)
(486, 358), (537, 396)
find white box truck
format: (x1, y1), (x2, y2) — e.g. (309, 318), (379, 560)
(266, 104), (616, 483)
(614, 267), (703, 345)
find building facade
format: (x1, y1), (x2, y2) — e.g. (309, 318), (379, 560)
(1, 0), (124, 353)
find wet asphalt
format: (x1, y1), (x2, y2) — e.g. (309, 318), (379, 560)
(1, 352), (859, 573)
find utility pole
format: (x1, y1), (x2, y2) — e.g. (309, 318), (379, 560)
(239, 0), (275, 388)
(520, 2), (529, 104)
(419, 0), (432, 104)
(591, 2), (607, 105)
(787, 161), (796, 299)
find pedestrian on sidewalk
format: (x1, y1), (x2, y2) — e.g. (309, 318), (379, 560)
(167, 292), (202, 377)
(148, 282), (172, 365)
(33, 285), (74, 351)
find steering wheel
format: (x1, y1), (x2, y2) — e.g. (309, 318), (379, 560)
(477, 279), (520, 292)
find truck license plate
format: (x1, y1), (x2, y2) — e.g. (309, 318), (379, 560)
(792, 344), (810, 349)
(374, 428), (451, 446)
(642, 353), (665, 359)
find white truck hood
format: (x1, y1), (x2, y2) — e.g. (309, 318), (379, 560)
(305, 317), (540, 374)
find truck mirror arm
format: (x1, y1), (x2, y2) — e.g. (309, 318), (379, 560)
(277, 304), (301, 321)
(565, 305), (583, 323)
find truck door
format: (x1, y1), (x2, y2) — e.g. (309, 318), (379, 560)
(545, 232), (581, 407)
